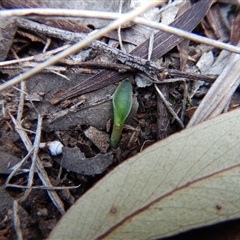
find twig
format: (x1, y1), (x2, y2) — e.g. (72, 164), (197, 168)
(59, 59), (135, 72)
(17, 81), (26, 121)
(7, 184), (81, 190)
(43, 38), (51, 53)
(49, 70), (70, 81)
(155, 84), (184, 129)
(148, 32), (155, 60)
(13, 200), (23, 240)
(158, 78), (188, 122)
(9, 113), (65, 214)
(0, 44), (70, 66)
(16, 18), (85, 42)
(0, 2), (162, 92)
(20, 114), (43, 202)
(5, 149), (34, 186)
(118, 0), (126, 53)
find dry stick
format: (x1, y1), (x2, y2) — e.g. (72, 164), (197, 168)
(5, 148), (34, 186)
(158, 78), (188, 123)
(13, 200), (23, 240)
(17, 81), (26, 121)
(0, 7), (240, 54)
(1, 64), (66, 73)
(59, 59), (135, 72)
(20, 114), (43, 202)
(0, 1), (163, 92)
(148, 32), (155, 60)
(48, 69), (70, 81)
(43, 38), (51, 53)
(6, 184), (80, 190)
(9, 114), (65, 214)
(0, 44), (70, 66)
(16, 18), (84, 42)
(118, 0), (126, 53)
(154, 84), (184, 129)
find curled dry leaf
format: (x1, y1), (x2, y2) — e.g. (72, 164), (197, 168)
(49, 109), (240, 240)
(54, 147), (113, 176)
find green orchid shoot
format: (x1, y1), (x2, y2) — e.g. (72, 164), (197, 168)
(110, 79), (132, 148)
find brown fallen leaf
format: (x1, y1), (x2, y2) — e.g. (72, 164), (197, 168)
(49, 108), (240, 240)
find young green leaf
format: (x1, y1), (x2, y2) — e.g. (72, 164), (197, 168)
(110, 79), (132, 148)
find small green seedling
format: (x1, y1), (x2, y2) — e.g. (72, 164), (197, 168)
(110, 79), (132, 148)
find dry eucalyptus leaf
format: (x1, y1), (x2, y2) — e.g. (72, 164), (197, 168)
(55, 146), (113, 175)
(49, 109), (240, 240)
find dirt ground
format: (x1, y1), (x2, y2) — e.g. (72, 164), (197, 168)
(1, 0), (240, 239)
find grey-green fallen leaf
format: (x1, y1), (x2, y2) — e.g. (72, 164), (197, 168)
(49, 109), (240, 240)
(110, 79), (132, 148)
